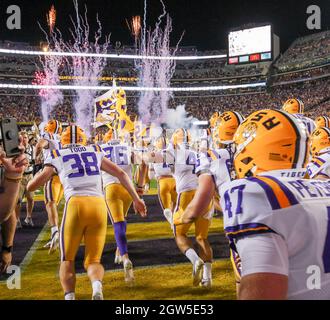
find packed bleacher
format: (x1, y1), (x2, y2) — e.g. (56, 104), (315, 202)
(0, 31), (329, 124)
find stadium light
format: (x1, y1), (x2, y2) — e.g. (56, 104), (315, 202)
(0, 48), (227, 61)
(0, 82), (266, 92)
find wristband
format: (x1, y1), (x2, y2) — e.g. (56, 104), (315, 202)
(1, 245), (13, 253)
(4, 175), (23, 183)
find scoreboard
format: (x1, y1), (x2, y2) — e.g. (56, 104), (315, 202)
(228, 25), (274, 65)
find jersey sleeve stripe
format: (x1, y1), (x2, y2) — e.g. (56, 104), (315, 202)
(248, 177), (281, 210)
(225, 222), (275, 240)
(263, 175), (299, 206)
(51, 149), (57, 159)
(55, 150), (61, 158)
(252, 176), (296, 209)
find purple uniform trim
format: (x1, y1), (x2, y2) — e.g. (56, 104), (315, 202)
(60, 198), (69, 261)
(262, 175), (299, 206)
(225, 222), (275, 241)
(113, 221), (128, 256)
(248, 177), (281, 210)
(323, 207), (330, 273)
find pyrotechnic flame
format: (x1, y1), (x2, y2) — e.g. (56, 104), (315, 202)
(47, 5), (57, 33)
(126, 16), (141, 40)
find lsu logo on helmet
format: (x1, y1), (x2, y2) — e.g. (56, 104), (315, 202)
(44, 120), (62, 135)
(310, 127), (330, 156)
(61, 125), (87, 146)
(233, 109), (310, 178)
(282, 98), (304, 114)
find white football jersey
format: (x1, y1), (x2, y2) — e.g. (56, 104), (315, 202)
(294, 114), (316, 136)
(100, 141), (132, 187)
(42, 133), (61, 161)
(151, 156), (173, 178)
(195, 148), (233, 190)
(164, 146), (198, 194)
(307, 151), (330, 179)
(219, 174), (330, 299)
(45, 145), (104, 201)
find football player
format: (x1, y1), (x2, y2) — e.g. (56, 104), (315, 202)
(307, 127), (330, 180)
(178, 109), (330, 299)
(180, 111), (244, 288)
(35, 120), (64, 253)
(148, 134), (177, 223)
(146, 128), (214, 287)
(99, 128), (147, 283)
(27, 125), (146, 300)
(282, 98), (316, 135)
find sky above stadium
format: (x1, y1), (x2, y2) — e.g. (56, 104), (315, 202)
(0, 0), (329, 52)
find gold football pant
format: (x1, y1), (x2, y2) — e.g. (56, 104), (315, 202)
(173, 190), (213, 240)
(104, 183), (132, 223)
(157, 177), (177, 211)
(60, 196), (107, 270)
(44, 175), (64, 205)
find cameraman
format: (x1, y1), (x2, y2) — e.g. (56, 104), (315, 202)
(15, 131), (35, 227)
(0, 143), (28, 273)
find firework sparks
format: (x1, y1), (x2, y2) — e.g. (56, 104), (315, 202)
(135, 0), (183, 125)
(47, 5), (56, 33)
(126, 16), (141, 42)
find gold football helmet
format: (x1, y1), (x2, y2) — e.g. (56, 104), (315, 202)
(282, 98), (304, 114)
(213, 111), (244, 147)
(310, 127), (330, 156)
(44, 120), (62, 135)
(171, 128), (191, 148)
(103, 128), (113, 143)
(233, 109), (310, 178)
(61, 125), (87, 146)
(209, 112), (220, 129)
(315, 116), (330, 128)
(154, 135), (168, 150)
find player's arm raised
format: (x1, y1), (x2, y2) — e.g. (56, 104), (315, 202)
(34, 138), (48, 160)
(101, 157), (147, 217)
(26, 165), (55, 192)
(176, 173), (215, 225)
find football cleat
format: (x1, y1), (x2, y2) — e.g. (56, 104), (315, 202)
(114, 253), (123, 265)
(123, 259), (135, 283)
(163, 209), (173, 225)
(200, 278), (212, 288)
(44, 230), (60, 254)
(24, 217), (34, 227)
(192, 259), (204, 286)
(16, 219), (22, 229)
(92, 291), (104, 300)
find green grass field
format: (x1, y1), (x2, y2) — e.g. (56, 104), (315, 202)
(0, 187), (237, 300)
